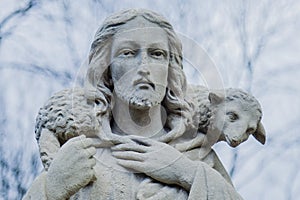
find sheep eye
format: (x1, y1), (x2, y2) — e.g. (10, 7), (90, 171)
(227, 112), (239, 121)
(95, 99), (101, 105)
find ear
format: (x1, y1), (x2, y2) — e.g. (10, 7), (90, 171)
(208, 92), (224, 105)
(253, 122), (266, 145)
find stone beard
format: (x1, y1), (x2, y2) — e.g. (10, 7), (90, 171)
(113, 72), (167, 109)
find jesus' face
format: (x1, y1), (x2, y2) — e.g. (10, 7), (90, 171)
(110, 16), (169, 109)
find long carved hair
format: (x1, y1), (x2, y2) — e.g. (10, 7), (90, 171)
(85, 9), (192, 141)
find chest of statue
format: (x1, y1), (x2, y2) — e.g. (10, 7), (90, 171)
(70, 148), (142, 200)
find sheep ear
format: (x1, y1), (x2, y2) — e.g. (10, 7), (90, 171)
(253, 122), (266, 145)
(208, 92), (224, 105)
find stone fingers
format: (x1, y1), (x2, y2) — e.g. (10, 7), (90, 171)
(79, 137), (95, 149)
(112, 151), (145, 161)
(111, 143), (148, 153)
(85, 146), (97, 158)
(115, 159), (143, 172)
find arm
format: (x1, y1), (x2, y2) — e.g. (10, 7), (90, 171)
(23, 135), (97, 200)
(112, 136), (243, 199)
(38, 129), (60, 171)
(188, 162), (243, 200)
(22, 172), (48, 200)
(174, 133), (206, 152)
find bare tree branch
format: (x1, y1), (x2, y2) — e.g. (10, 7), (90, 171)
(0, 63), (73, 86)
(0, 0), (38, 43)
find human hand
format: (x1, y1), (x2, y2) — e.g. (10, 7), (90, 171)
(111, 136), (197, 190)
(136, 178), (188, 200)
(45, 135), (97, 200)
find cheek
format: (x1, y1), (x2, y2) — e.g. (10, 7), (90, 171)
(110, 60), (131, 82)
(224, 121), (243, 135)
(150, 64), (168, 87)
(244, 133), (250, 140)
(161, 66), (168, 84)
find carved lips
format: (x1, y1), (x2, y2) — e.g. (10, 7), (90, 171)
(133, 78), (155, 90)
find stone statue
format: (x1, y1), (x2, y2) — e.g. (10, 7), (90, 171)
(174, 85), (266, 152)
(23, 9), (265, 200)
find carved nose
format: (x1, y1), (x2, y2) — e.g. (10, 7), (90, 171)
(140, 50), (151, 65)
(137, 67), (150, 76)
(230, 140), (239, 147)
(138, 51), (151, 76)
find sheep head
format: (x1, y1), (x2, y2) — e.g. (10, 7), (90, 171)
(208, 89), (266, 147)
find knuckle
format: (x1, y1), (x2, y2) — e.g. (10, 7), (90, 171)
(90, 157), (96, 166)
(89, 146), (96, 154)
(84, 138), (93, 146)
(70, 135), (86, 142)
(86, 169), (95, 179)
(76, 149), (89, 160)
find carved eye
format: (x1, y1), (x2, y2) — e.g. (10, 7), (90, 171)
(120, 49), (135, 57)
(151, 49), (165, 58)
(227, 112), (239, 122)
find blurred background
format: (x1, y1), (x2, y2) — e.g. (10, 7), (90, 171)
(0, 0), (299, 199)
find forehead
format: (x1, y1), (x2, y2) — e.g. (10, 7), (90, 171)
(112, 16), (169, 49)
(225, 100), (261, 119)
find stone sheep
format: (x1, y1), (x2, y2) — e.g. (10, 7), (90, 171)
(35, 85), (266, 171)
(35, 87), (114, 170)
(174, 85), (266, 153)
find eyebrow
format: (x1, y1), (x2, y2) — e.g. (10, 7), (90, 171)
(114, 40), (168, 50)
(112, 40), (138, 50)
(148, 42), (168, 50)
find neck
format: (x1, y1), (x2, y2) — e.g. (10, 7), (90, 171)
(112, 96), (166, 138)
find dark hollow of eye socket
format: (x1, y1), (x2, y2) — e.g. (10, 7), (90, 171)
(226, 111), (239, 121)
(122, 50), (135, 56)
(151, 51), (164, 57)
(149, 48), (167, 57)
(95, 99), (101, 105)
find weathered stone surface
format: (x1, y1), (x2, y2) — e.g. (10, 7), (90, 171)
(23, 8), (266, 200)
(174, 85), (266, 153)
